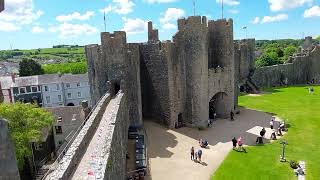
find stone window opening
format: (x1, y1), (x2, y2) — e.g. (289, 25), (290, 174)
(34, 143), (43, 151)
(55, 126), (62, 134)
(112, 82), (121, 96)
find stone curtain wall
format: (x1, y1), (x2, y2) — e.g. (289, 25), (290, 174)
(85, 44), (104, 105)
(86, 32), (142, 127)
(251, 46), (320, 88)
(140, 43), (172, 126)
(0, 119), (20, 180)
(45, 93), (111, 180)
(126, 44), (143, 128)
(104, 93), (129, 180)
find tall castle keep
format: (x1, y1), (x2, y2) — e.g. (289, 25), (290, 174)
(86, 16), (235, 129)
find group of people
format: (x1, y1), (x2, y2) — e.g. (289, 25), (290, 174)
(190, 139), (209, 163)
(232, 137), (246, 152)
(270, 117), (286, 140)
(190, 147), (203, 162)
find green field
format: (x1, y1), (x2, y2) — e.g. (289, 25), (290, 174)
(42, 62), (87, 74)
(0, 47), (85, 62)
(212, 86), (320, 180)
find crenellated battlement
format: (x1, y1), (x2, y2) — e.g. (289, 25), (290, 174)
(101, 31), (127, 47)
(177, 16), (207, 31)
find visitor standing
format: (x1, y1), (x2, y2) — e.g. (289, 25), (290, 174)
(190, 147), (195, 160)
(230, 111), (234, 121)
(232, 137), (237, 150)
(197, 149), (203, 162)
(260, 128), (266, 137)
(237, 137), (246, 152)
(270, 117), (274, 129)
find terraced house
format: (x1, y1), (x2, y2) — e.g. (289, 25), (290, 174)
(0, 73), (91, 107)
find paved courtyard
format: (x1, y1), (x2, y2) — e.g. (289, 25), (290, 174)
(145, 107), (285, 180)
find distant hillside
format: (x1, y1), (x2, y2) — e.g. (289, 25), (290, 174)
(0, 46), (88, 75)
(0, 46), (85, 64)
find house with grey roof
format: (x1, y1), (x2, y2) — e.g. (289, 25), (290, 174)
(39, 73), (91, 107)
(45, 105), (88, 155)
(11, 75), (42, 106)
(0, 73), (91, 107)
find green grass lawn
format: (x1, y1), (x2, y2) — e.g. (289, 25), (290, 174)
(212, 86), (320, 180)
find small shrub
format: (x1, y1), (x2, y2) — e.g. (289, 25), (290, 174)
(290, 160), (299, 169)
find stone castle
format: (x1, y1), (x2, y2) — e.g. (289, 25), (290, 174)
(86, 16), (235, 129)
(251, 37), (320, 88)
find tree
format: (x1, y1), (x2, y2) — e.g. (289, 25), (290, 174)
(316, 36), (320, 42)
(255, 52), (282, 67)
(19, 58), (44, 76)
(283, 45), (297, 61)
(0, 103), (54, 169)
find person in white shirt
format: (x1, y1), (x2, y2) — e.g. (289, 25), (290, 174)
(270, 117), (275, 129)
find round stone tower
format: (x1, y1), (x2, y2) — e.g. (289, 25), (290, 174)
(175, 16), (209, 128)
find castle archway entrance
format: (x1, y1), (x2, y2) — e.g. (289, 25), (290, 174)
(209, 92), (228, 119)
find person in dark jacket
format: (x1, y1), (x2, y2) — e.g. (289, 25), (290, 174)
(232, 137), (237, 150)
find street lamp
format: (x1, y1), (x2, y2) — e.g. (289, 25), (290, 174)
(280, 140), (288, 162)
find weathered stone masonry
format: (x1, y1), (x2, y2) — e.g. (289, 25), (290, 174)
(251, 45), (320, 88)
(87, 16), (236, 129)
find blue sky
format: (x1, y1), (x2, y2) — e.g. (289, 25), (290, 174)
(0, 0), (319, 50)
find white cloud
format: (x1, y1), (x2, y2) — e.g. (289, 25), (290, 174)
(251, 14), (289, 24)
(121, 17), (148, 34)
(268, 0), (313, 12)
(159, 8), (184, 30)
(144, 0), (177, 4)
(251, 17), (260, 24)
(304, 5), (320, 18)
(0, 0), (43, 25)
(216, 0), (240, 6)
(49, 23), (98, 39)
(228, 9), (239, 14)
(56, 11), (95, 22)
(100, 5), (114, 13)
(162, 23), (176, 30)
(100, 0), (135, 15)
(160, 8), (184, 30)
(31, 26), (45, 33)
(261, 14), (288, 23)
(0, 21), (21, 31)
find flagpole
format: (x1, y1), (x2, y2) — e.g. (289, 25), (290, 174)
(222, 0), (224, 19)
(193, 0), (196, 16)
(104, 11), (106, 32)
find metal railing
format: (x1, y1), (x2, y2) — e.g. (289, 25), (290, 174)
(41, 93), (109, 180)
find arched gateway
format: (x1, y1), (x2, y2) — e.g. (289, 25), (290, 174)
(209, 92), (229, 119)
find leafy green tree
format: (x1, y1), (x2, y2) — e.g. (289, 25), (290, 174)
(0, 103), (54, 169)
(316, 36), (320, 42)
(19, 58), (44, 76)
(255, 52), (282, 67)
(283, 46), (297, 61)
(276, 48), (284, 57)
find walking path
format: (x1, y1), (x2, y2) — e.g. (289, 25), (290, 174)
(71, 96), (119, 180)
(145, 108), (285, 180)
